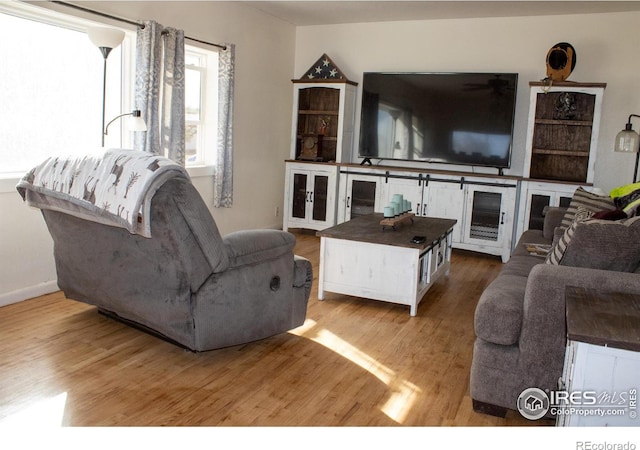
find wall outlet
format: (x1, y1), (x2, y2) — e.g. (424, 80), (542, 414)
(274, 206), (280, 217)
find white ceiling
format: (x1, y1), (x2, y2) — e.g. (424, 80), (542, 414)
(242, 1), (640, 26)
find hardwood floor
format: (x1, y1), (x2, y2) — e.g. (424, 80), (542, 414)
(0, 231), (553, 427)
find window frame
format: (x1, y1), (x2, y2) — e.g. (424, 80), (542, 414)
(184, 45), (219, 169)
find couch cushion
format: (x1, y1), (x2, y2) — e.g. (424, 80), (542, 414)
(561, 187), (615, 228)
(474, 274), (528, 346)
(543, 207), (567, 240)
(546, 216), (640, 272)
(500, 256), (543, 277)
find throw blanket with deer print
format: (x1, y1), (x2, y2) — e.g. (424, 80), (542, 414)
(17, 149), (189, 238)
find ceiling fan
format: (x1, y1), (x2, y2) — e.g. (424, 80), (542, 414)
(463, 74), (514, 96)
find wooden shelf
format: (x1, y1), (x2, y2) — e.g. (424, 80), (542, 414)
(534, 119), (593, 127)
(525, 83), (605, 183)
(532, 149), (590, 157)
(298, 110), (339, 115)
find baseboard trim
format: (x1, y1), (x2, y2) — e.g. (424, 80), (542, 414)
(0, 281), (59, 307)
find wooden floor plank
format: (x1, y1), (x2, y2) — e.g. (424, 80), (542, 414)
(0, 231), (553, 427)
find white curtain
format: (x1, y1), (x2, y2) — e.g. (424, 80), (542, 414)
(214, 43), (235, 208)
(134, 21), (186, 165)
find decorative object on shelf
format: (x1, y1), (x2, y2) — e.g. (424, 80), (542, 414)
(87, 26), (126, 147)
(319, 117), (330, 135)
(299, 53), (348, 80)
(614, 114), (640, 183)
(298, 134), (323, 161)
(381, 194), (414, 230)
(554, 92), (577, 119)
(541, 42), (576, 92)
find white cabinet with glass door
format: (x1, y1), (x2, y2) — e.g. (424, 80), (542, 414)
(336, 171), (383, 223)
(283, 162), (337, 231)
(457, 183), (518, 263)
(515, 180), (582, 243)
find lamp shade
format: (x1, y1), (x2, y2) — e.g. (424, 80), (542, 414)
(615, 123), (640, 153)
(87, 26), (125, 50)
(128, 113), (147, 132)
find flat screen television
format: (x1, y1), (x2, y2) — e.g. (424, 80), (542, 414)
(359, 72), (518, 169)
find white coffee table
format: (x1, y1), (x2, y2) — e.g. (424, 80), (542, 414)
(316, 213), (456, 316)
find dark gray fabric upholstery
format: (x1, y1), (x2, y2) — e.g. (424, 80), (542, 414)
(32, 177), (312, 351)
(470, 206), (640, 414)
(543, 207), (567, 240)
(554, 217), (640, 272)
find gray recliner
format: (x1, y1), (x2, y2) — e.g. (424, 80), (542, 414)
(20, 175), (313, 352)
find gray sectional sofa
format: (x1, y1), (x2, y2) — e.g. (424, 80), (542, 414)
(471, 190), (640, 418)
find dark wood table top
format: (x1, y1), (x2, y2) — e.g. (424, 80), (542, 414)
(317, 213), (457, 251)
(565, 286), (640, 352)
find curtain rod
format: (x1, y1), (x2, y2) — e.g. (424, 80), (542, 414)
(50, 1), (227, 50)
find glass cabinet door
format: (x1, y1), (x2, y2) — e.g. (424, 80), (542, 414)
(528, 194), (551, 230)
(292, 172), (308, 219)
(312, 175), (329, 222)
(350, 180), (377, 218)
(469, 191), (503, 242)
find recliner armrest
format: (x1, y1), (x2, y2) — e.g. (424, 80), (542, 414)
(223, 229), (296, 269)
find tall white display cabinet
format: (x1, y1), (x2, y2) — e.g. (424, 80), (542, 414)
(283, 79), (358, 232)
(516, 81), (606, 242)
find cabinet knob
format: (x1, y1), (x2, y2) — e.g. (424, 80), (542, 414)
(501, 212), (505, 225)
(422, 203), (428, 216)
(346, 196), (351, 208)
(416, 203), (421, 216)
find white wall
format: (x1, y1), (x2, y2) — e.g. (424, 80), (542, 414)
(294, 12), (640, 191)
(0, 1), (295, 305)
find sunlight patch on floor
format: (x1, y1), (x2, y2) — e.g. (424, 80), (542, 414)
(0, 392), (67, 428)
(290, 319), (420, 423)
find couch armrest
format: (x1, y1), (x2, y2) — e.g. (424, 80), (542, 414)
(223, 229), (296, 269)
(542, 206), (567, 240)
(519, 264), (640, 390)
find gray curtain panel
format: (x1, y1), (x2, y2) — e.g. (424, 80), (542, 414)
(215, 43), (235, 208)
(135, 20), (186, 166)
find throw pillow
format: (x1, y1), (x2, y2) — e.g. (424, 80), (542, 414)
(591, 209), (627, 221)
(560, 187), (616, 228)
(547, 206), (593, 264)
(546, 216), (640, 272)
(546, 220), (578, 265)
(610, 182), (640, 217)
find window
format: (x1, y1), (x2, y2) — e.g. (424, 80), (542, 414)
(185, 46), (218, 167)
(0, 7), (126, 176)
(0, 3), (219, 177)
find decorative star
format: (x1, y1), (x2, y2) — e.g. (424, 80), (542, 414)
(322, 58), (330, 67)
(315, 66), (323, 74)
(329, 69), (338, 77)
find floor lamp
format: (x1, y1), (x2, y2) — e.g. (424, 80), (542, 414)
(614, 114), (640, 184)
(87, 27), (125, 147)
